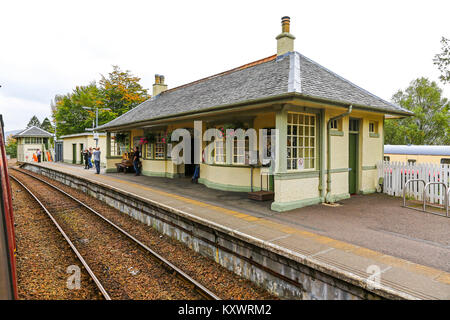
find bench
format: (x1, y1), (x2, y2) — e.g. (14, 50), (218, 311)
(115, 161), (135, 174)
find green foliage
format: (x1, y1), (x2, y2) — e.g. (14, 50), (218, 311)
(99, 65), (150, 117)
(5, 134), (17, 158)
(53, 83), (104, 136)
(52, 66), (150, 137)
(27, 115), (41, 128)
(434, 37), (450, 85)
(385, 77), (449, 145)
(40, 117), (53, 133)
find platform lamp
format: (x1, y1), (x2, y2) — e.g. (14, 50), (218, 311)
(82, 106), (111, 147)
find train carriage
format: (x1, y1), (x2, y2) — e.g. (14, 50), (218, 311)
(0, 114), (18, 299)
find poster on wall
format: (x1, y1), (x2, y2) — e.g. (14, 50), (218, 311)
(297, 158), (304, 170)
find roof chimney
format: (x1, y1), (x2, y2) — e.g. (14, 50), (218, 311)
(276, 16), (295, 56)
(153, 74), (168, 96)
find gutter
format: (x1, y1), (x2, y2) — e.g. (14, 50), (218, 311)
(326, 105), (352, 203)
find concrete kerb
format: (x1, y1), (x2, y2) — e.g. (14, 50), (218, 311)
(22, 163), (420, 299)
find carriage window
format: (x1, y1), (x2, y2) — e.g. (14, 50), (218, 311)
(441, 158), (450, 164)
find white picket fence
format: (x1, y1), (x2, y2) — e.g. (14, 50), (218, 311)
(377, 161), (450, 205)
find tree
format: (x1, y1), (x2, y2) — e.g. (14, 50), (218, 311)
(385, 77), (449, 145)
(434, 37), (450, 85)
(5, 134), (17, 158)
(27, 115), (41, 128)
(98, 65), (150, 118)
(41, 117), (53, 133)
(51, 65), (149, 137)
(53, 83), (104, 136)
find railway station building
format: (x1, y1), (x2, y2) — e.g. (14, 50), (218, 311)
(60, 132), (107, 167)
(13, 126), (53, 163)
(97, 17), (412, 212)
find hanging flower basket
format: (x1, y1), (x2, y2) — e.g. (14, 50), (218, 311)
(145, 132), (156, 143)
(162, 130), (174, 144)
(217, 121), (246, 138)
(139, 137), (148, 145)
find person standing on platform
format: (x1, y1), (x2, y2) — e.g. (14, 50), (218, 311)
(83, 149), (90, 169)
(93, 147), (101, 174)
(37, 149), (41, 163)
(88, 147), (93, 169)
(133, 146), (141, 176)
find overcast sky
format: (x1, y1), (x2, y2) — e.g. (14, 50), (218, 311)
(1, 0), (449, 133)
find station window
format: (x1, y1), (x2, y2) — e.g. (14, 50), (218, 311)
(349, 119), (359, 132)
(232, 137), (249, 165)
(111, 133), (130, 156)
(330, 119), (342, 131)
(155, 133), (165, 159)
(287, 112), (316, 170)
(369, 121), (378, 134)
(145, 143), (154, 159)
(214, 137), (226, 164)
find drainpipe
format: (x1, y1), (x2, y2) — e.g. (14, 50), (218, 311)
(326, 105), (352, 203)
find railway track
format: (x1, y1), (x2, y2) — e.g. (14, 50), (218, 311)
(10, 167), (220, 300)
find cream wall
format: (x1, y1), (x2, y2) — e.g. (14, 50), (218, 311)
(17, 143), (45, 162)
(360, 113), (384, 193)
(199, 164), (268, 192)
(275, 178), (319, 203)
(62, 135), (107, 166)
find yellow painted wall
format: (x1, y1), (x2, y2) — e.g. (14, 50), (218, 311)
(274, 178), (319, 203)
(199, 164), (267, 191)
(360, 113), (384, 192)
(323, 109), (383, 195)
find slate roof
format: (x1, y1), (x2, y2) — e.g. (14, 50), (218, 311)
(385, 145), (450, 156)
(13, 126), (53, 138)
(98, 51), (412, 130)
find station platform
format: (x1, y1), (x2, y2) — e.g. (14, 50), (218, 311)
(18, 161), (450, 299)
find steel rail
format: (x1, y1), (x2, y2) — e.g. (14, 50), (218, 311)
(9, 173), (111, 300)
(11, 168), (220, 300)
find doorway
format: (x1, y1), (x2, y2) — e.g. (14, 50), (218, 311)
(72, 144), (76, 164)
(184, 138), (195, 177)
(348, 118), (359, 194)
(79, 143), (84, 164)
